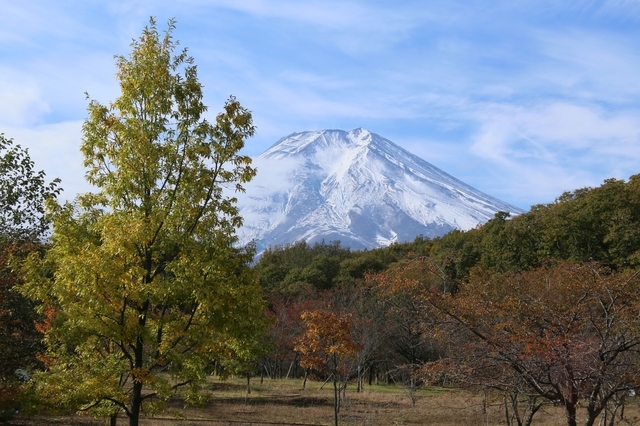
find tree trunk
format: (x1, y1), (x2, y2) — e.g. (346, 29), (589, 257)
(264, 362), (271, 380)
(246, 374), (251, 394)
(504, 391), (520, 426)
(482, 388), (487, 415)
(523, 400), (542, 426)
(285, 356), (295, 379)
(369, 365), (374, 386)
(129, 301), (148, 426)
(129, 381), (143, 426)
(584, 397), (605, 426)
(563, 400), (578, 426)
(504, 394), (514, 426)
(333, 375), (339, 426)
(583, 409), (600, 426)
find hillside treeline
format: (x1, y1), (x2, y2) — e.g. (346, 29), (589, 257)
(255, 174), (640, 426)
(259, 174), (640, 297)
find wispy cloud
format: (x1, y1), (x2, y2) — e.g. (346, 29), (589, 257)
(3, 121), (88, 199)
(531, 29), (640, 102)
(2, 0), (640, 208)
(466, 102), (640, 205)
(0, 73), (49, 126)
(191, 0), (423, 33)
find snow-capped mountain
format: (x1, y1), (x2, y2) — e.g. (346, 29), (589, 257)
(236, 128), (522, 253)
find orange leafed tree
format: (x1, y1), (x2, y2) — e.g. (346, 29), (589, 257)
(425, 262), (640, 426)
(295, 309), (361, 426)
(364, 257), (640, 426)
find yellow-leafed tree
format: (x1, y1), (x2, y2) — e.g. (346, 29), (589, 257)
(20, 19), (266, 426)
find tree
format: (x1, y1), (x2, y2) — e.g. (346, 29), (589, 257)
(538, 177), (640, 268)
(331, 278), (388, 393)
(20, 19), (265, 426)
(0, 134), (60, 419)
(263, 296), (319, 381)
(295, 309), (360, 426)
(0, 134), (61, 244)
(255, 241), (352, 296)
(426, 262), (640, 426)
(364, 257), (447, 400)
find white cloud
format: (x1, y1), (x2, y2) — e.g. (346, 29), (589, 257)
(468, 102), (640, 206)
(194, 0), (420, 32)
(532, 29), (640, 101)
(0, 78), (49, 126)
(175, 0), (430, 56)
(3, 121), (91, 201)
(472, 103), (640, 158)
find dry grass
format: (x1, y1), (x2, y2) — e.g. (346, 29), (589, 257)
(9, 378), (640, 425)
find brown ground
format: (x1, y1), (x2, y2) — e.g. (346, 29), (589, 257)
(7, 378), (640, 425)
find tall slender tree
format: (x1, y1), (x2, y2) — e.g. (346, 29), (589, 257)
(21, 19), (265, 426)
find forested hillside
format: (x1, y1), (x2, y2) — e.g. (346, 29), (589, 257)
(257, 174), (640, 296)
(254, 174), (640, 426)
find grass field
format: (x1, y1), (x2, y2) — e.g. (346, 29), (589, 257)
(9, 377), (640, 425)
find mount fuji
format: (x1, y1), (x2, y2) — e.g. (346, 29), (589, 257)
(235, 128), (522, 253)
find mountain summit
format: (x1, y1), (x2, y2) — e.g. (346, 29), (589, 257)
(236, 128), (521, 252)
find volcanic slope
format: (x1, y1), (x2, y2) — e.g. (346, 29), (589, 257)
(236, 128), (522, 252)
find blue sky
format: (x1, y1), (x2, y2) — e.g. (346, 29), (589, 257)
(2, 1), (640, 210)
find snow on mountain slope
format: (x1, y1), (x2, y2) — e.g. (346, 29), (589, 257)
(235, 128), (522, 253)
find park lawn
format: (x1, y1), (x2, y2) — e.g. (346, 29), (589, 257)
(9, 377), (640, 425)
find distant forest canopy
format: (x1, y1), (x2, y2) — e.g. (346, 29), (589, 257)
(254, 173), (640, 296)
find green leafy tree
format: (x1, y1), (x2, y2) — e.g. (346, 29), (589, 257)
(338, 253), (385, 281)
(539, 177), (640, 268)
(256, 241), (351, 296)
(0, 134), (60, 420)
(0, 134), (61, 243)
(21, 19), (265, 426)
(429, 228), (481, 285)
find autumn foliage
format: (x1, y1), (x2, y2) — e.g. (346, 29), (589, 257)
(295, 309), (361, 426)
(295, 310), (361, 374)
(422, 262), (640, 426)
